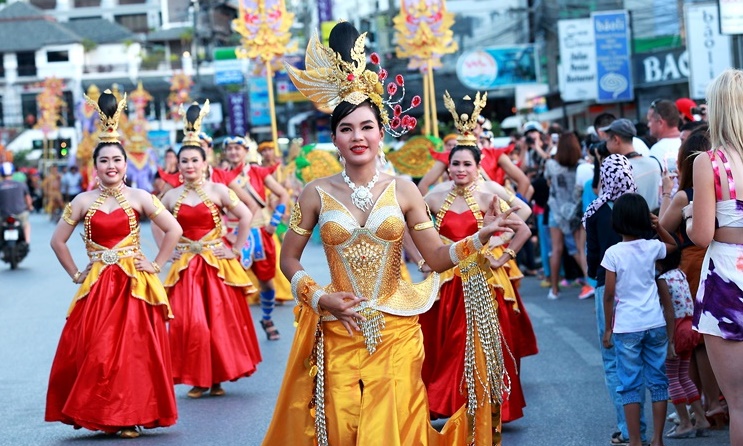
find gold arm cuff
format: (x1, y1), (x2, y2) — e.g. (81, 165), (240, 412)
(412, 220), (434, 231)
(148, 195), (165, 219)
(227, 189), (240, 209)
(290, 271), (324, 313)
(503, 248), (517, 259)
(289, 201), (313, 237)
(62, 203), (77, 226)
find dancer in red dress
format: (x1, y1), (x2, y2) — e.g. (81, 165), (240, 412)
(420, 108), (538, 424)
(46, 90), (182, 438)
(159, 102), (261, 398)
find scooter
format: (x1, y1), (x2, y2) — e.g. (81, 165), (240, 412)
(1, 215), (29, 269)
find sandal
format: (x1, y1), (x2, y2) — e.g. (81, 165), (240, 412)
(260, 319), (280, 341)
(118, 427), (140, 438)
(187, 386), (208, 399)
(210, 384), (225, 397)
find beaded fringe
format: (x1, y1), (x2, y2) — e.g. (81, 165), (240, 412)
(309, 321), (328, 446)
(459, 253), (509, 443)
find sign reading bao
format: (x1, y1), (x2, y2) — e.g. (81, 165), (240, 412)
(632, 48), (689, 87)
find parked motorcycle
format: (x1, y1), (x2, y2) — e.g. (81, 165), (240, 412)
(1, 215), (29, 269)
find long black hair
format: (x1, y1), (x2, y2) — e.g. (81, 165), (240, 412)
(92, 91), (127, 163)
(612, 193), (654, 239)
(328, 22), (383, 135)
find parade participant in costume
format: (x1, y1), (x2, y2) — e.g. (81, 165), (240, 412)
(419, 91), (537, 424)
(224, 136), (290, 340)
(42, 164), (64, 220)
(159, 101), (261, 399)
(263, 22), (519, 446)
(418, 121), (531, 200)
(46, 90), (181, 438)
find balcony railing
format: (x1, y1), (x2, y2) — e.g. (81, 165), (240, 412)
(83, 64), (129, 74)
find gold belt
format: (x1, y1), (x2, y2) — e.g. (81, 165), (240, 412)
(88, 246), (141, 265)
(175, 239), (223, 254)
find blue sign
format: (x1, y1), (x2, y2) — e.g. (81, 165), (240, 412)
(214, 60), (244, 86)
(455, 46), (538, 90)
(592, 11), (633, 103)
(249, 76), (271, 127)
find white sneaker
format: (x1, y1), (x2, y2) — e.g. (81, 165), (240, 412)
(547, 289), (559, 300)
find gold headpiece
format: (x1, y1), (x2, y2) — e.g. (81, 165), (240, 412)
(84, 89), (127, 144)
(180, 100), (210, 147)
(443, 91), (487, 147)
(285, 30), (421, 137)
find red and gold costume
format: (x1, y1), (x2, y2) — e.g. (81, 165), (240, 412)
(46, 192), (177, 432)
(429, 145), (515, 185)
(420, 206), (537, 423)
(163, 183), (261, 388)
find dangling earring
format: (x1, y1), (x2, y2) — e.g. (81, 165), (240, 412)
(124, 174), (128, 184)
(178, 173), (184, 183)
(379, 150), (387, 165)
(95, 176), (101, 187)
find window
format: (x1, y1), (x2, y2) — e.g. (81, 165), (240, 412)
(29, 0), (56, 9)
(115, 13), (148, 33)
(0, 54), (4, 78)
(74, 0), (101, 6)
(47, 51), (69, 63)
(119, 0), (146, 4)
(17, 52), (37, 77)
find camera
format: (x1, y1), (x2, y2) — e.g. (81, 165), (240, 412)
(525, 135), (535, 145)
(690, 106), (706, 116)
(588, 141), (610, 159)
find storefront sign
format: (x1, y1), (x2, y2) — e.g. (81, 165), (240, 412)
(686, 3), (732, 99)
(455, 46), (538, 90)
(633, 48), (689, 87)
(227, 93), (248, 137)
(592, 10), (633, 103)
(558, 18), (597, 101)
(719, 0), (743, 35)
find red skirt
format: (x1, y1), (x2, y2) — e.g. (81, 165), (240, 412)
(168, 256), (261, 387)
(420, 275), (531, 423)
(45, 266), (177, 432)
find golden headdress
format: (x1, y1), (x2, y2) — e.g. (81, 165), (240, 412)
(443, 90), (488, 147)
(285, 28), (421, 137)
(181, 100), (210, 147)
(84, 89), (127, 144)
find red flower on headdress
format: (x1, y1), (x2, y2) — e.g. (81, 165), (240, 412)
(378, 69), (388, 81)
(390, 117), (401, 129)
(393, 104), (402, 117)
(411, 95), (422, 108)
(347, 74), (355, 81)
(387, 83), (398, 96)
(370, 53), (380, 65)
(396, 74), (405, 86)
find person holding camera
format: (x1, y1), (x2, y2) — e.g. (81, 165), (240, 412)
(602, 119), (662, 212)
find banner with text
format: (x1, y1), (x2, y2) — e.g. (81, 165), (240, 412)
(455, 46), (538, 90)
(592, 10), (633, 103)
(686, 3), (732, 99)
(558, 18), (597, 102)
(227, 93), (248, 137)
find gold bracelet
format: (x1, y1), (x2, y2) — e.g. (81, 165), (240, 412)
(503, 248), (517, 260)
(413, 220), (434, 231)
(231, 247), (242, 257)
(72, 271), (82, 283)
(151, 261), (161, 274)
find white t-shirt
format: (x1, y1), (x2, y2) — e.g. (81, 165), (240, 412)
(601, 239), (667, 333)
(575, 161), (593, 189)
(632, 137), (650, 157)
(649, 137), (681, 167)
(628, 155), (661, 211)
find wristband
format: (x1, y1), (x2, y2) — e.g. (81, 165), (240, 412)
(231, 247), (242, 257)
(151, 261), (161, 274)
(72, 271), (82, 283)
(270, 203), (286, 227)
(290, 270), (325, 314)
(503, 248), (516, 260)
(449, 232), (484, 264)
(417, 259), (427, 272)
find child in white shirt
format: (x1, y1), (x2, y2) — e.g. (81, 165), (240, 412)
(601, 193), (677, 446)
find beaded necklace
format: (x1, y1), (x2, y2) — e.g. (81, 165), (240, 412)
(83, 182), (138, 246)
(172, 180), (222, 231)
(435, 181), (482, 231)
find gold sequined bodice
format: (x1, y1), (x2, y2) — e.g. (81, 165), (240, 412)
(317, 180), (438, 316)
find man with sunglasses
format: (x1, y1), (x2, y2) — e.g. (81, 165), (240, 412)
(224, 136), (290, 341)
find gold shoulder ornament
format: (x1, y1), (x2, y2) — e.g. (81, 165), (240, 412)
(289, 201), (313, 237)
(227, 189), (240, 209)
(149, 195), (166, 219)
(62, 202), (77, 226)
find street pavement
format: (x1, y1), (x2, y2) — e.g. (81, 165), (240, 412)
(0, 213), (731, 445)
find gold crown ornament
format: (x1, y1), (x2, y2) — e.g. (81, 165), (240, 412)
(285, 31), (422, 137)
(443, 91), (488, 147)
(180, 100), (210, 147)
(84, 89), (127, 144)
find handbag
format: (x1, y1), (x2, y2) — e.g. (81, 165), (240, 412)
(682, 201), (693, 233)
